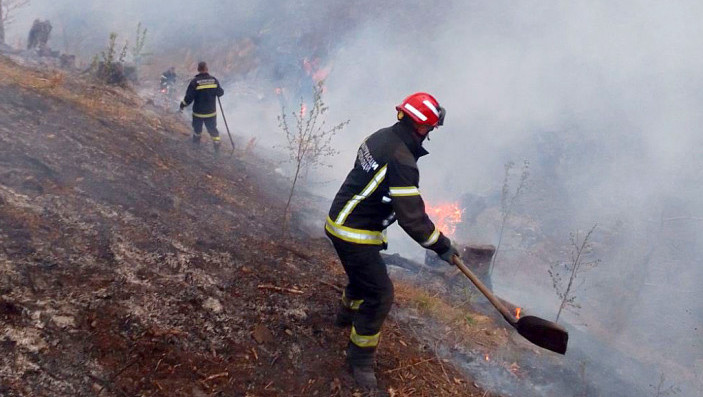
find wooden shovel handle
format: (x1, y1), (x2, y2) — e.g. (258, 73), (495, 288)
(451, 256), (518, 325)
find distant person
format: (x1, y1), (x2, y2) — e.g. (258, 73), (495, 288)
(160, 66), (177, 94)
(179, 62), (224, 153)
(325, 92), (459, 390)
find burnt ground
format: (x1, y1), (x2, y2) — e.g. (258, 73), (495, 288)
(0, 56), (504, 396)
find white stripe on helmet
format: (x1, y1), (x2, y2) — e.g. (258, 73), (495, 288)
(422, 100), (440, 117)
(403, 103), (428, 121)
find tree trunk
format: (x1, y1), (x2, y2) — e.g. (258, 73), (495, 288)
(281, 162), (302, 235)
(0, 1), (5, 45)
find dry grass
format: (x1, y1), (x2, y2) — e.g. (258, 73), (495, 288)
(394, 282), (502, 348)
(0, 55), (189, 136)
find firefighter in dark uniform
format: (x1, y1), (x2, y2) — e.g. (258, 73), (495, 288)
(325, 92), (459, 389)
(160, 66), (177, 92)
(180, 62), (224, 153)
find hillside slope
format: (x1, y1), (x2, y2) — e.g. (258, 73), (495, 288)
(0, 56), (493, 396)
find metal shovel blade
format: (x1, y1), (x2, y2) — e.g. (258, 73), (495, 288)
(451, 256), (569, 354)
(516, 315), (568, 355)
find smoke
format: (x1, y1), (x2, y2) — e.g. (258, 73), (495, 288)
(326, 10), (703, 393)
(9, 0), (703, 394)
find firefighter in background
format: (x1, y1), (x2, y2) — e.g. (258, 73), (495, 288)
(180, 62), (224, 153)
(325, 92), (459, 389)
(160, 66), (177, 95)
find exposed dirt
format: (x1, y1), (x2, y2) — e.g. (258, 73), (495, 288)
(0, 56), (503, 396)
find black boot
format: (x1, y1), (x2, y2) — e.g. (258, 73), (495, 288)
(213, 140), (221, 156)
(347, 343), (378, 390)
(351, 364), (378, 390)
(192, 134), (201, 145)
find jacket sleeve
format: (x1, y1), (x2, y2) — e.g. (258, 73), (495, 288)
(387, 159), (451, 254)
(181, 80), (195, 107)
(215, 78), (224, 97)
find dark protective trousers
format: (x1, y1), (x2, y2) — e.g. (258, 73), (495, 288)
(329, 235), (394, 367)
(192, 116), (220, 138)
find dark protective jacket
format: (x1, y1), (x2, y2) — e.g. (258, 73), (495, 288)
(326, 121), (451, 255)
(180, 73), (224, 118)
(160, 69), (177, 86)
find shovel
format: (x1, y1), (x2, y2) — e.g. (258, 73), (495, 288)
(217, 96), (236, 156)
(451, 256), (568, 354)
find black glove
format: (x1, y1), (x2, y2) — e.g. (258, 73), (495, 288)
(439, 244), (459, 265)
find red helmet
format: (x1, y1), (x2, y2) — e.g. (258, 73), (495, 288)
(395, 92), (446, 127)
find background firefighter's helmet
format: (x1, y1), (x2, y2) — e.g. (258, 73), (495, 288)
(396, 92), (446, 127)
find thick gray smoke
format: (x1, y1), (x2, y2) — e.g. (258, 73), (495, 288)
(9, 1), (703, 395)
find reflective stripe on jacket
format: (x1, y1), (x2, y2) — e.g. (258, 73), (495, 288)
(181, 73), (224, 118)
(327, 121), (451, 254)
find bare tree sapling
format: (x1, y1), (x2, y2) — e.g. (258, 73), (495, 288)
(131, 22), (150, 72)
(650, 372), (681, 397)
(91, 32), (128, 85)
(0, 0), (30, 45)
(549, 224), (601, 323)
(277, 80), (348, 234)
(489, 159), (529, 277)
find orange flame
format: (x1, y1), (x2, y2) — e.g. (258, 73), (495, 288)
(484, 354), (490, 361)
(515, 307), (521, 319)
(426, 202), (464, 237)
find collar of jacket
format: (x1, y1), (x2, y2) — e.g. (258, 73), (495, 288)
(195, 73), (211, 78)
(392, 122), (429, 159)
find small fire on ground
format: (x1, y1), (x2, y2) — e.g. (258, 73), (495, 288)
(515, 307), (521, 319)
(427, 202), (464, 237)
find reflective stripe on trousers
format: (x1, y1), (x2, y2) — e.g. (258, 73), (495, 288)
(342, 290), (364, 310)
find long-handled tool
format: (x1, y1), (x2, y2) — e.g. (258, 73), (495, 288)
(451, 256), (568, 354)
(217, 96), (236, 156)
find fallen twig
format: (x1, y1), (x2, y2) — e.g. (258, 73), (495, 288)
(277, 243), (314, 261)
(149, 327), (188, 337)
(153, 356), (164, 372)
(270, 354), (280, 366)
(201, 372), (228, 382)
(318, 280), (344, 293)
(257, 284), (304, 295)
(153, 380), (163, 391)
(251, 347), (258, 361)
(384, 357), (435, 374)
(434, 340), (451, 384)
(97, 358), (139, 395)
